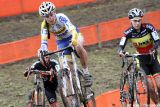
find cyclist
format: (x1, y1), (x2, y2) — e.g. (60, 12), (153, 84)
(38, 1), (92, 86)
(24, 51), (60, 107)
(118, 8), (160, 104)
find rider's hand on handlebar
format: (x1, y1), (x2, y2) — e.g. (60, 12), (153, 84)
(24, 71), (28, 77)
(149, 48), (156, 55)
(24, 67), (31, 77)
(40, 71), (54, 81)
(119, 51), (129, 57)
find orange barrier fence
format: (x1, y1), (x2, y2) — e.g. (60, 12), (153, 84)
(0, 0), (96, 17)
(0, 10), (160, 65)
(95, 88), (156, 107)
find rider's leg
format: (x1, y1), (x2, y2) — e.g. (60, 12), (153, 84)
(74, 34), (92, 86)
(147, 76), (159, 104)
(153, 74), (160, 103)
(74, 34), (89, 74)
(45, 80), (58, 107)
(151, 57), (160, 103)
(50, 102), (58, 107)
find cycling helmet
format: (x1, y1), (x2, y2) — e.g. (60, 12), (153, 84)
(39, 2), (56, 17)
(128, 8), (144, 19)
(38, 50), (51, 67)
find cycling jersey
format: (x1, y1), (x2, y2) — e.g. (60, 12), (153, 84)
(40, 13), (82, 59)
(40, 13), (77, 51)
(30, 59), (59, 104)
(119, 23), (159, 54)
(119, 23), (160, 76)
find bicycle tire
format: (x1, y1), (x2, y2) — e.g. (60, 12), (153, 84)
(120, 69), (134, 107)
(58, 69), (75, 107)
(72, 70), (82, 107)
(30, 87), (45, 107)
(134, 68), (150, 107)
(78, 70), (96, 107)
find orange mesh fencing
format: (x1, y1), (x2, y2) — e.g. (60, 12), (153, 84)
(98, 10), (160, 42)
(80, 25), (98, 45)
(0, 35), (57, 64)
(144, 10), (160, 30)
(98, 17), (129, 42)
(0, 10), (160, 65)
(0, 0), (96, 17)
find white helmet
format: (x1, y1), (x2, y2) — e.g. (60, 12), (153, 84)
(39, 2), (56, 17)
(128, 8), (144, 19)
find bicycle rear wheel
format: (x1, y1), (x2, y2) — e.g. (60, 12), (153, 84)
(83, 90), (96, 107)
(134, 69), (150, 106)
(78, 70), (96, 107)
(31, 87), (45, 107)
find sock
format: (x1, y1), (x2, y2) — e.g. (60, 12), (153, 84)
(82, 67), (89, 74)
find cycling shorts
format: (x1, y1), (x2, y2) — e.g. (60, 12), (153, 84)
(56, 29), (82, 61)
(138, 53), (160, 75)
(43, 76), (58, 104)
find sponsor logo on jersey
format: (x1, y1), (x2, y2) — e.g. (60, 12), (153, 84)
(54, 26), (66, 35)
(49, 98), (55, 103)
(56, 30), (69, 37)
(59, 16), (68, 23)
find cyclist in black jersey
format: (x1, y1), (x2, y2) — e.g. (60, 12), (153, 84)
(118, 8), (160, 104)
(24, 51), (60, 107)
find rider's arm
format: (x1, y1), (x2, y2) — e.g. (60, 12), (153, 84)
(51, 59), (60, 71)
(50, 59), (61, 76)
(147, 23), (160, 49)
(118, 36), (128, 54)
(40, 20), (49, 51)
(24, 61), (39, 77)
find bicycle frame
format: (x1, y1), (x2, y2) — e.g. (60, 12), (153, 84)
(43, 45), (96, 107)
(120, 53), (150, 107)
(27, 70), (49, 107)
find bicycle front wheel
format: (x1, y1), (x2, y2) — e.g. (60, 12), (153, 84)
(120, 70), (134, 107)
(31, 87), (45, 107)
(134, 69), (150, 106)
(58, 69), (76, 107)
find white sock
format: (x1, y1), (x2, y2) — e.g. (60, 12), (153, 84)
(82, 67), (89, 74)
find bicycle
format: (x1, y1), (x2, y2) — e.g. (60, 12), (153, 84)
(120, 53), (150, 107)
(43, 44), (96, 107)
(26, 69), (52, 107)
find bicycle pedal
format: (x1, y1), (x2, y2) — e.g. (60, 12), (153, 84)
(86, 93), (94, 99)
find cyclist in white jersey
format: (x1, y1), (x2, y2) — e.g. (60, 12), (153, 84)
(38, 1), (92, 86)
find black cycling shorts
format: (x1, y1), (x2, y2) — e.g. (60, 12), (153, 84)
(138, 53), (160, 75)
(45, 87), (57, 104)
(44, 76), (58, 104)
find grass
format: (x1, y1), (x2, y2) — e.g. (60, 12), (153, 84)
(1, 39), (159, 107)
(0, 41), (124, 107)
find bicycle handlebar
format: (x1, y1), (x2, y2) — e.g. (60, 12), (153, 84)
(26, 69), (51, 80)
(44, 44), (73, 56)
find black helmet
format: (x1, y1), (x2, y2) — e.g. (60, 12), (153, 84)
(39, 50), (51, 67)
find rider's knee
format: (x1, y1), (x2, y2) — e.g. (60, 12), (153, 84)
(153, 73), (160, 79)
(50, 102), (57, 107)
(49, 99), (57, 107)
